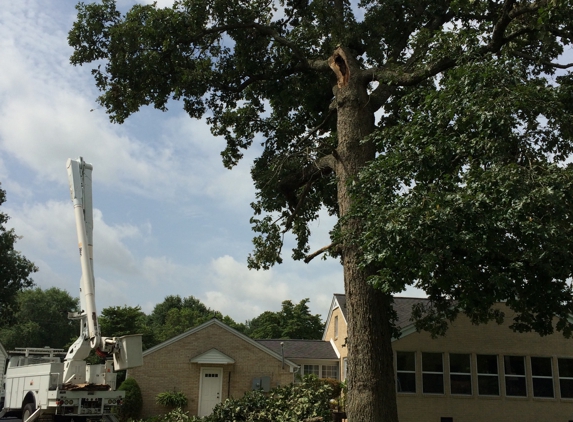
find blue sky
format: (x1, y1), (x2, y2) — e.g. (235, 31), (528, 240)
(0, 0), (424, 323)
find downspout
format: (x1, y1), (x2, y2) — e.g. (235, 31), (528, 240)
(281, 342), (285, 370)
(227, 371), (231, 399)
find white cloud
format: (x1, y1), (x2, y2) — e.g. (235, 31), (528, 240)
(141, 256), (196, 286)
(203, 255), (290, 321)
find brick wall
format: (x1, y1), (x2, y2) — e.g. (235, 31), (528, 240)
(323, 307), (348, 379)
(128, 323), (294, 417)
(393, 304), (573, 422)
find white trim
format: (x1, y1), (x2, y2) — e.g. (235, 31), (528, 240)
(329, 338), (340, 359)
(392, 323), (417, 342)
(190, 348), (235, 364)
(142, 318), (298, 369)
(322, 295), (346, 341)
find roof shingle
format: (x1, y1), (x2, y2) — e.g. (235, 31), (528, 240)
(256, 339), (338, 360)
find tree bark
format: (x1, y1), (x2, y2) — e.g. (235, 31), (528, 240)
(330, 47), (399, 422)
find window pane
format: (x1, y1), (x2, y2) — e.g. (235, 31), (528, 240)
(559, 358), (573, 378)
(477, 355), (498, 374)
(423, 373), (444, 394)
(531, 357), (552, 377)
(450, 354), (471, 374)
(560, 379), (573, 398)
(322, 365), (339, 379)
(423, 353), (443, 372)
(397, 352), (416, 371)
(397, 373), (416, 393)
(504, 356), (525, 375)
(506, 376), (527, 397)
(478, 376), (499, 396)
(533, 378), (554, 398)
(304, 365), (319, 376)
(451, 374), (472, 395)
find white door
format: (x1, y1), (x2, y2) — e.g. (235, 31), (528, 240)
(198, 367), (222, 417)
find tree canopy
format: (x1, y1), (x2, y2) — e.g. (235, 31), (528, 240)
(69, 0), (573, 420)
(0, 287), (79, 351)
(0, 184), (37, 325)
(147, 295), (244, 343)
(245, 298), (324, 339)
(99, 305), (156, 349)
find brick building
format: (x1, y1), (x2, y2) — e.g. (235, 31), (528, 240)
(128, 319), (338, 418)
(324, 294), (573, 422)
(129, 295), (573, 421)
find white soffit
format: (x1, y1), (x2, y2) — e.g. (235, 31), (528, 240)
(190, 348), (235, 364)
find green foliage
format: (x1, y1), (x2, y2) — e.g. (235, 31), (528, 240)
(148, 295), (244, 344)
(245, 299), (324, 340)
(0, 184), (37, 326)
(100, 305), (155, 349)
(0, 287), (79, 350)
(156, 391), (188, 409)
(150, 407), (203, 422)
(351, 55), (573, 337)
(203, 376), (334, 422)
(118, 377), (143, 421)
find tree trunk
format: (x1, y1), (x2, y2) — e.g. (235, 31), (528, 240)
(330, 47), (399, 422)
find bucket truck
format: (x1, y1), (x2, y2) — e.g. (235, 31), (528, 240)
(0, 158), (143, 422)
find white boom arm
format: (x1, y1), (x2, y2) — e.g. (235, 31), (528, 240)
(63, 158), (143, 384)
(67, 157), (100, 349)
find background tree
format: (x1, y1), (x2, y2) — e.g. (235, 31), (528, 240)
(0, 287), (79, 351)
(245, 299), (324, 339)
(69, 1), (573, 420)
(148, 295), (244, 343)
(99, 305), (155, 349)
(0, 184), (37, 325)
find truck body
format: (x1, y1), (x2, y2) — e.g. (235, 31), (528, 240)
(0, 158), (143, 422)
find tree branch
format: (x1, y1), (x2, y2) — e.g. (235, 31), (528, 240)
(304, 243), (336, 263)
(368, 0), (548, 87)
(511, 51), (573, 69)
(277, 154), (336, 204)
(197, 22), (329, 71)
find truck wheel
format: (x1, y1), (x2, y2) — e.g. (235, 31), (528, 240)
(22, 403), (35, 422)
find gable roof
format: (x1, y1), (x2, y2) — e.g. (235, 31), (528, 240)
(143, 318), (298, 369)
(256, 339), (338, 360)
(323, 294), (429, 340)
(190, 348), (235, 364)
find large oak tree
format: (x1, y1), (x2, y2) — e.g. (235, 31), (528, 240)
(69, 0), (573, 420)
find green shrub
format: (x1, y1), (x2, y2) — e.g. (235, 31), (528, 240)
(118, 377), (143, 421)
(156, 391), (188, 409)
(203, 375), (334, 422)
(155, 407), (203, 422)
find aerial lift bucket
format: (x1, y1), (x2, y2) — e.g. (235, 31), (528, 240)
(113, 334), (143, 371)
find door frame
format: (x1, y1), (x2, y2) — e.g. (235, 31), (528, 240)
(197, 367), (223, 417)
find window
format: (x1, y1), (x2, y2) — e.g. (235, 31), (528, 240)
(450, 354), (472, 395)
(303, 364), (319, 377)
(322, 365), (339, 379)
(531, 357), (554, 398)
(343, 358), (348, 381)
(558, 358), (573, 399)
(504, 356), (526, 397)
(396, 351), (416, 393)
(422, 353), (444, 394)
(334, 315), (338, 339)
(477, 354), (499, 396)
(303, 364), (338, 379)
